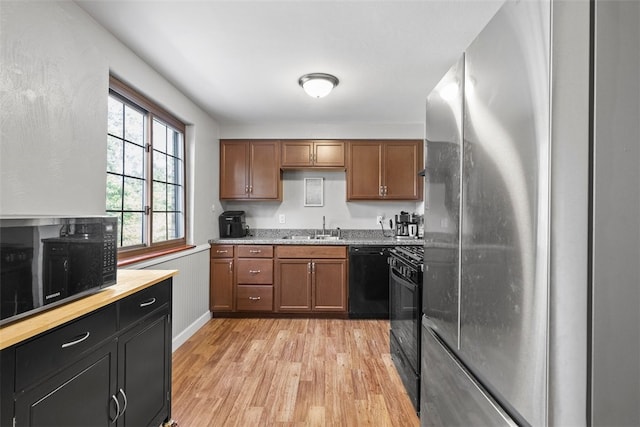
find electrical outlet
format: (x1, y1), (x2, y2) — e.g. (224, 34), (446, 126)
(278, 214), (286, 224)
(440, 218), (449, 229)
(376, 215), (384, 226)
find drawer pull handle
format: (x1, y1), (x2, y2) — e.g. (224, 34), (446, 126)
(61, 332), (90, 348)
(111, 394), (120, 423)
(249, 249), (261, 253)
(249, 270), (261, 274)
(140, 298), (156, 308)
(216, 250), (228, 254)
(248, 296), (261, 301)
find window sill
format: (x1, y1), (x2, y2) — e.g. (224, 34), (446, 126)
(117, 244), (196, 268)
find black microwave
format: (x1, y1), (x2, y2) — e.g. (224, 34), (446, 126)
(0, 216), (117, 325)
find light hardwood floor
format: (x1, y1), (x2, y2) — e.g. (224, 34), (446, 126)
(171, 318), (420, 426)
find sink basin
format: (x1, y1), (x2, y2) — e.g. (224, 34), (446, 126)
(314, 235), (343, 241)
(281, 235), (343, 241)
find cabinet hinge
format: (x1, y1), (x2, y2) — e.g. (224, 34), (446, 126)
(144, 205), (151, 216)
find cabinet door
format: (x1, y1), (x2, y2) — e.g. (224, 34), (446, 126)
(220, 141), (249, 199)
(314, 141), (345, 167)
(117, 313), (171, 427)
(249, 141), (281, 199)
(210, 258), (234, 312)
(383, 141), (423, 200)
(312, 259), (347, 312)
(347, 142), (383, 199)
(281, 141), (313, 167)
(15, 340), (117, 426)
(275, 259), (311, 312)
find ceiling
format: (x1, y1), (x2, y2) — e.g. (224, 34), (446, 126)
(76, 0), (504, 128)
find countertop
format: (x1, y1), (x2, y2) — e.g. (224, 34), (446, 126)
(209, 228), (425, 246)
(0, 269), (178, 350)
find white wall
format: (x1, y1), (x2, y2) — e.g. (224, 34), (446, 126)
(223, 170), (421, 230)
(0, 0), (219, 346)
(0, 0), (220, 245)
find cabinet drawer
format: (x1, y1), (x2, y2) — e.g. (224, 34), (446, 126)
(237, 245), (273, 258)
(15, 304), (117, 391)
(236, 286), (273, 311)
(119, 279), (171, 330)
(236, 259), (273, 284)
(211, 245), (234, 258)
(275, 245), (347, 259)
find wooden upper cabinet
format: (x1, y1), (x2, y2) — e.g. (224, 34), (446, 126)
(347, 140), (423, 201)
(281, 140), (345, 168)
(220, 140), (281, 200)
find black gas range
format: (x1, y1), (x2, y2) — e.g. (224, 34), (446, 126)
(388, 245), (424, 284)
(388, 244), (424, 413)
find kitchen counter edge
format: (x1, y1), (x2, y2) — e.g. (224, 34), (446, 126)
(0, 269), (178, 350)
(209, 237), (424, 246)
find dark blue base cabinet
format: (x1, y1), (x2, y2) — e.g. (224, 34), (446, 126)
(1, 279), (172, 427)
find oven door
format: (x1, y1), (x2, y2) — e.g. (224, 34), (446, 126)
(389, 264), (420, 371)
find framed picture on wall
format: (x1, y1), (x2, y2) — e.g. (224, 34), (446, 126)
(304, 178), (324, 207)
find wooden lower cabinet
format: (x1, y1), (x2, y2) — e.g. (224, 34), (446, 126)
(210, 244), (347, 315)
(276, 260), (312, 311)
(275, 246), (348, 314)
(210, 245), (234, 312)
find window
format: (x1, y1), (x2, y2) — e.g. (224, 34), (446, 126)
(107, 76), (186, 260)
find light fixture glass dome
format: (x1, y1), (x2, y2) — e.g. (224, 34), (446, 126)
(298, 73), (339, 98)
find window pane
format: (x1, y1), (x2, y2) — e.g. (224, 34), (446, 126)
(107, 97), (123, 138)
(122, 212), (143, 247)
(124, 105), (144, 145)
(153, 151), (167, 182)
(124, 141), (144, 178)
(167, 128), (181, 157)
(167, 183), (177, 211)
(167, 212), (180, 239)
(123, 177), (144, 211)
(107, 136), (123, 174)
(153, 181), (167, 211)
(153, 119), (167, 153)
(106, 174), (123, 211)
(166, 156), (176, 184)
(153, 212), (167, 242)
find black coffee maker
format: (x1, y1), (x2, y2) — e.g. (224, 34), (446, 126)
(218, 211), (247, 238)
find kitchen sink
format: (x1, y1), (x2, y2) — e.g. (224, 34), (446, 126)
(281, 235), (343, 241)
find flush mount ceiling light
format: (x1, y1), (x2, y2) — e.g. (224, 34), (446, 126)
(298, 73), (339, 98)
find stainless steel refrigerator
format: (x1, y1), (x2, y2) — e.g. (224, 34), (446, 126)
(421, 0), (639, 425)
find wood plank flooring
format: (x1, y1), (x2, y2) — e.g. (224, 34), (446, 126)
(171, 318), (420, 426)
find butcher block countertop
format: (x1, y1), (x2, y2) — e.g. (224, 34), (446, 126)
(0, 269), (178, 350)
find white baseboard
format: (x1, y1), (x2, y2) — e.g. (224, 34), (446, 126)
(172, 311), (211, 352)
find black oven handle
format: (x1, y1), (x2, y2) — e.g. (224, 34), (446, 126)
(390, 267), (418, 291)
